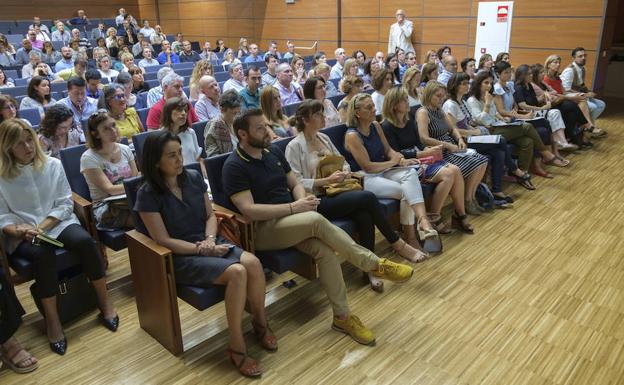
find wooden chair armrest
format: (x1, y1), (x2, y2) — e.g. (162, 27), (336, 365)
(125, 230), (172, 257)
(72, 192), (92, 227)
(212, 203), (252, 225)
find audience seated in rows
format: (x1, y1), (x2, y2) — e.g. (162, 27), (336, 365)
(443, 73), (525, 200)
(382, 86), (472, 232)
(204, 89), (242, 157)
(416, 81), (489, 215)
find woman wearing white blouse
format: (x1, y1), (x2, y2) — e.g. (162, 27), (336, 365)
(0, 119), (118, 356)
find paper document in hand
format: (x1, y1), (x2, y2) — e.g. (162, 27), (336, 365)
(467, 135), (501, 144)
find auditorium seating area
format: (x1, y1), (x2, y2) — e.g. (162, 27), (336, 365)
(0, 3), (622, 384)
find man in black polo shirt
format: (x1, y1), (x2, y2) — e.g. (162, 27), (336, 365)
(222, 109), (414, 346)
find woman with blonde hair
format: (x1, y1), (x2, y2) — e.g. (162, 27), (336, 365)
(237, 37), (249, 58)
(105, 27), (118, 48)
(0, 119), (118, 356)
(402, 66), (422, 107)
(420, 63), (439, 86)
(422, 50), (438, 66)
(342, 58), (359, 78)
(221, 48), (241, 72)
(382, 86), (473, 232)
(344, 93), (441, 253)
(260, 86), (293, 139)
(189, 59), (214, 101)
(284, 100), (425, 293)
(338, 75), (363, 122)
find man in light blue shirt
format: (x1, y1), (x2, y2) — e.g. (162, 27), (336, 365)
(54, 46), (74, 73)
(55, 77), (99, 142)
(15, 39), (41, 65)
(437, 55), (457, 86)
(263, 41), (281, 60)
(273, 63), (303, 106)
(261, 54), (278, 87)
(194, 75), (221, 122)
(51, 21), (71, 45)
(244, 44), (261, 63)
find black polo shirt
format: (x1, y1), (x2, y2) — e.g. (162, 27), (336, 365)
(222, 144), (293, 212)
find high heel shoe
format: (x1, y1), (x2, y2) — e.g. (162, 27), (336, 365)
(417, 217), (442, 254)
(49, 336), (67, 356)
(98, 313), (119, 332)
(452, 212), (474, 234)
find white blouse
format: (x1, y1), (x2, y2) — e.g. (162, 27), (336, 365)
(0, 157), (80, 254)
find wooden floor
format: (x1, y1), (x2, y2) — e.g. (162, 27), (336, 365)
(2, 100), (624, 385)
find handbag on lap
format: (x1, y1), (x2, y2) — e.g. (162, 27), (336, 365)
(316, 154), (363, 197)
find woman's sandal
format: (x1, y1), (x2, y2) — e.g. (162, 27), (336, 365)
(428, 213), (452, 234)
(586, 126), (607, 138)
(493, 193), (514, 204)
(533, 169), (554, 178)
(366, 272), (385, 293)
(451, 212), (474, 234)
(251, 320), (278, 352)
(0, 348), (39, 374)
(543, 155), (568, 168)
(227, 349), (262, 378)
(393, 239), (429, 263)
(417, 217), (442, 254)
(514, 172), (536, 190)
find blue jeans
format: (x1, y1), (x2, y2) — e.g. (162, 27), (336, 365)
(587, 97), (606, 122)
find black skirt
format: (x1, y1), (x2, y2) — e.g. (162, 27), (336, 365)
(0, 268), (25, 344)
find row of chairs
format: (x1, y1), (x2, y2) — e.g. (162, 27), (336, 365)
(0, 18), (118, 36)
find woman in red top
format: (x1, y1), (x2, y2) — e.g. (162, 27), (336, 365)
(542, 55), (597, 141)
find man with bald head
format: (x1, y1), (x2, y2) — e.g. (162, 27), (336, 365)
(195, 75), (222, 121)
(437, 55), (458, 86)
(388, 9), (414, 54)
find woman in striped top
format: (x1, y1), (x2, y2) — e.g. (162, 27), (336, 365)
(417, 81), (489, 215)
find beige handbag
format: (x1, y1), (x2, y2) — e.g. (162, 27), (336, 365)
(316, 154), (363, 197)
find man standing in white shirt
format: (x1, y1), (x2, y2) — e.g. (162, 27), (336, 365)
(388, 9), (414, 54)
(559, 47), (606, 136)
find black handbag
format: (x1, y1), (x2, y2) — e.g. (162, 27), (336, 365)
(30, 266), (98, 324)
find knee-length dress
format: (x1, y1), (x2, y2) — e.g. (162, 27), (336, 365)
(135, 169), (242, 286)
(426, 107), (488, 178)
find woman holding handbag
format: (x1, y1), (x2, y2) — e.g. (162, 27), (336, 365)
(0, 119), (118, 356)
(285, 100), (425, 293)
(136, 130), (275, 378)
(286, 99), (426, 291)
(381, 86), (474, 234)
(343, 93), (442, 255)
